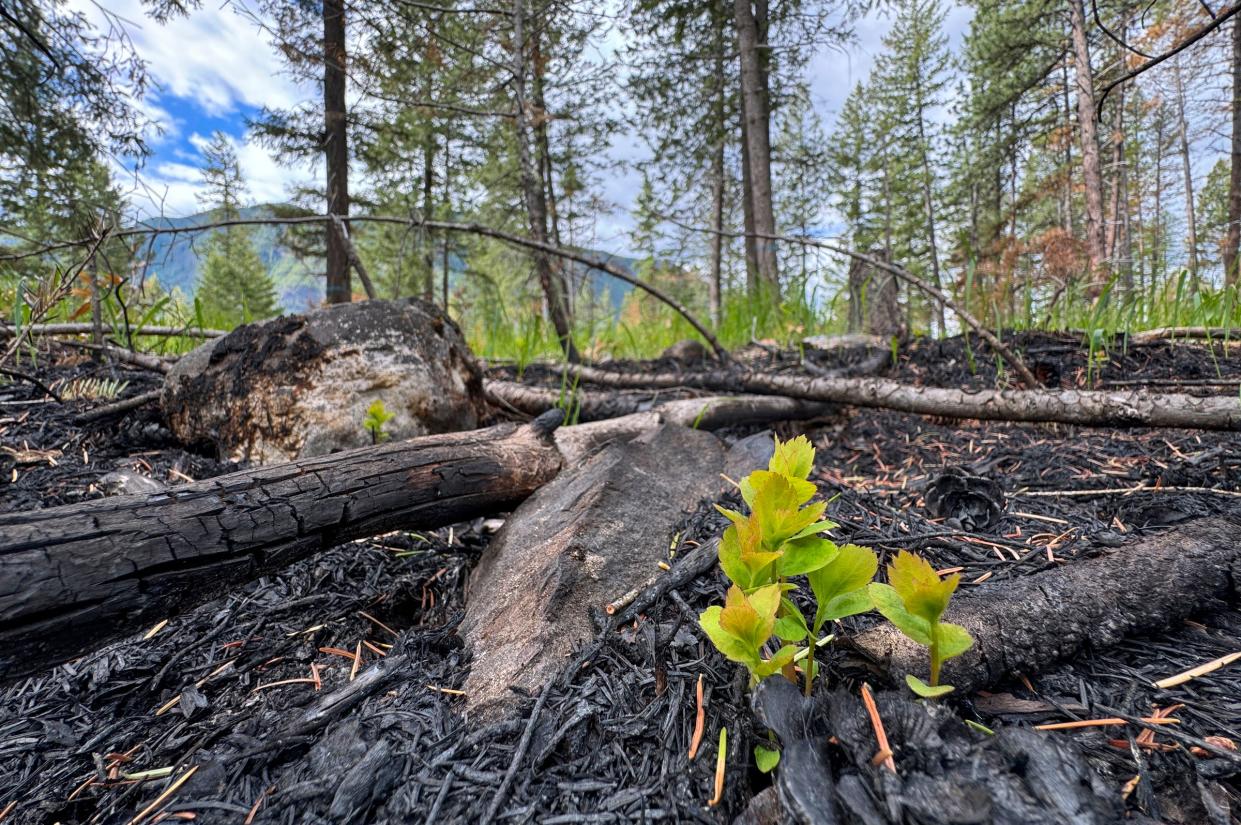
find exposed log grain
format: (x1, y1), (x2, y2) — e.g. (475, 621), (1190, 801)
(568, 365), (1241, 430)
(0, 413), (564, 682)
(853, 516), (1241, 694)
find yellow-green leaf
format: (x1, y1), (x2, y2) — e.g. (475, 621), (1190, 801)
(887, 551), (955, 624)
(769, 434), (815, 480)
(753, 644), (799, 678)
(699, 606), (759, 667)
(809, 544), (878, 631)
(906, 673), (954, 698)
(868, 583), (931, 646)
(937, 622), (974, 660)
(777, 535), (838, 577)
(754, 744), (781, 773)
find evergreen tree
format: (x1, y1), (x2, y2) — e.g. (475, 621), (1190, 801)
(194, 133), (279, 326)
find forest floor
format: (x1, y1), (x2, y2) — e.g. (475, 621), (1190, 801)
(2, 332), (1241, 823)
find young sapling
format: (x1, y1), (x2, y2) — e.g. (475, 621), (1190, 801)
(363, 399), (395, 444)
(867, 551), (974, 697)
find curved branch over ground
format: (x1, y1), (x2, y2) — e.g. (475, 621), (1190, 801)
(0, 323), (226, 339)
(566, 364), (1241, 430)
(0, 214), (730, 363)
(1095, 4), (1241, 117)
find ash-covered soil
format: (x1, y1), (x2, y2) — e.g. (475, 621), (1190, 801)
(2, 332), (1240, 823)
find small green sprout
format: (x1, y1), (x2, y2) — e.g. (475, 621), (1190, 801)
(363, 399), (395, 444)
(701, 435), (877, 697)
(867, 551), (974, 698)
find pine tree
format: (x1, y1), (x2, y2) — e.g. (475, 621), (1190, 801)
(194, 133), (280, 327)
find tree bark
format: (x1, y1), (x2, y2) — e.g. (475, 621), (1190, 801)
(733, 0), (779, 298)
(567, 364), (1241, 430)
(323, 0), (351, 304)
(512, 0), (578, 361)
(914, 99), (946, 334)
(854, 516), (1241, 694)
(707, 27), (727, 327)
(1068, 0), (1108, 283)
(1226, 16), (1241, 287)
(0, 415), (564, 683)
(1174, 57), (1200, 285)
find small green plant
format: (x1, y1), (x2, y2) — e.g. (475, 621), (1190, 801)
(57, 376), (129, 400)
(699, 435), (876, 697)
(868, 551), (974, 697)
(363, 399), (395, 444)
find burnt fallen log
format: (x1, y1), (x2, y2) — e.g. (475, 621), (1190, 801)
(569, 365), (1241, 430)
(854, 516), (1241, 694)
(0, 413), (564, 682)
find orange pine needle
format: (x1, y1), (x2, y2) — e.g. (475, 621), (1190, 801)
(688, 674), (706, 760)
(1035, 716), (1179, 731)
(350, 642), (363, 682)
(861, 683), (896, 773)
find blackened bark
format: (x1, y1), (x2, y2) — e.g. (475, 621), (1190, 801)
(323, 0), (351, 303)
(0, 417), (563, 682)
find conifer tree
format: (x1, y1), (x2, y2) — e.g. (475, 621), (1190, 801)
(194, 133), (280, 326)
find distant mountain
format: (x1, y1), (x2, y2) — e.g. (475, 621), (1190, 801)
(132, 205), (322, 313)
(131, 205), (637, 315)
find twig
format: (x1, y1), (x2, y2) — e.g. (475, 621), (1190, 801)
(1095, 5), (1241, 118)
(0, 367), (62, 402)
(481, 681), (551, 822)
(1154, 652), (1241, 689)
(74, 389), (161, 424)
(0, 323), (225, 339)
(1015, 485), (1241, 499)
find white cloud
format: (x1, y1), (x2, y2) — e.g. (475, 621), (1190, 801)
(67, 0), (309, 117)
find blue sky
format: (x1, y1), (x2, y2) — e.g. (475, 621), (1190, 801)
(74, 0), (972, 254)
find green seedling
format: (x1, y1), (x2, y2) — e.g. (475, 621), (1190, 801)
(701, 436), (877, 698)
(867, 551), (974, 698)
(363, 399), (395, 444)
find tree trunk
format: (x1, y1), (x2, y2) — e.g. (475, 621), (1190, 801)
(1061, 59), (1074, 234)
(0, 416), (564, 683)
(739, 107), (759, 293)
(1226, 16), (1241, 287)
(1068, 0), (1108, 283)
(422, 128), (436, 302)
(1174, 57), (1200, 286)
(733, 0), (779, 298)
(708, 34), (727, 327)
(915, 102), (946, 334)
(323, 0), (351, 304)
(511, 0), (578, 361)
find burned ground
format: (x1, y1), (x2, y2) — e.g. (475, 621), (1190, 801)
(2, 333), (1241, 823)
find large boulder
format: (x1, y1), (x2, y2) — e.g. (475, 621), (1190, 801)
(162, 299), (487, 464)
(461, 425), (775, 721)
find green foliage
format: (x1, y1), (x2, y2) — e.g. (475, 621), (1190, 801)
(363, 399), (396, 444)
(754, 744), (781, 773)
(868, 551), (973, 697)
(700, 435), (876, 694)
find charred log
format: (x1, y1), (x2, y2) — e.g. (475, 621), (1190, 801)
(853, 516), (1241, 694)
(0, 413), (564, 682)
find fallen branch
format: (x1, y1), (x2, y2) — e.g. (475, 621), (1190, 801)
(0, 323), (226, 339)
(568, 365), (1241, 430)
(853, 516), (1241, 694)
(74, 389), (162, 424)
(1126, 326), (1241, 345)
(486, 380), (834, 427)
